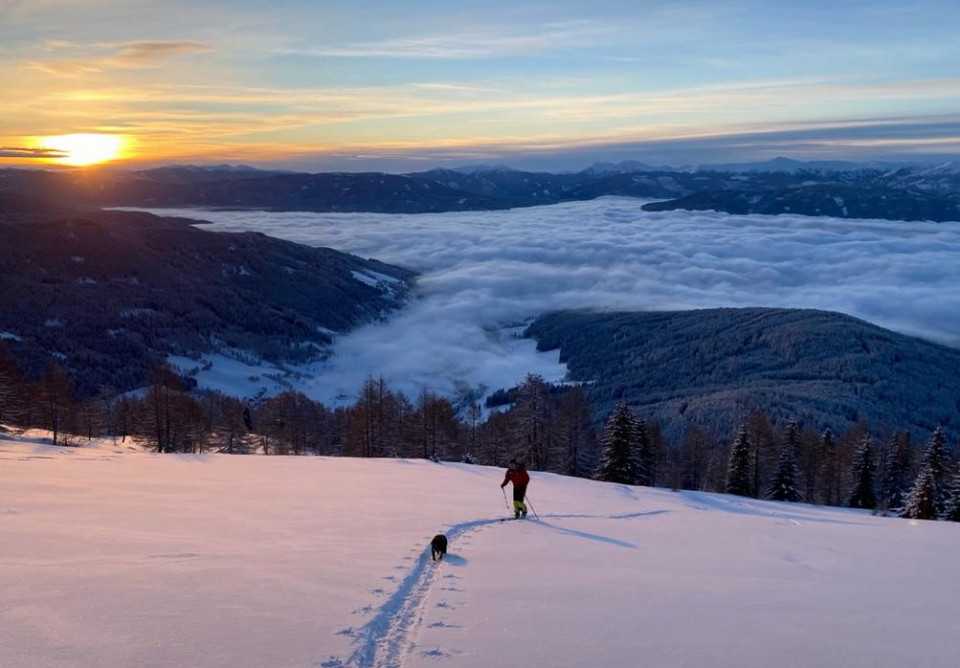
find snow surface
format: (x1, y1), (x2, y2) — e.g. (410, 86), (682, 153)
(2, 433), (958, 668)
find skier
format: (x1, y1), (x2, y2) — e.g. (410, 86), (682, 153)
(500, 459), (530, 519)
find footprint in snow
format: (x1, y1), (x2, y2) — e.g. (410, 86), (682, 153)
(149, 553), (201, 560)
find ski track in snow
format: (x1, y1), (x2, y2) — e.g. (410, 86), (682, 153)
(342, 518), (502, 668)
(339, 511), (667, 667)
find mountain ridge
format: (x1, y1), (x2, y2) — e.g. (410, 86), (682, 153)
(3, 159), (960, 221)
(0, 205), (415, 395)
(525, 307), (960, 440)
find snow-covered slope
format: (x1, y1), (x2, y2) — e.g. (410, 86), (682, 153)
(2, 435), (957, 668)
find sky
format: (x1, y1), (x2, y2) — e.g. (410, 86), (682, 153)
(1, 0), (959, 171)
(148, 200), (960, 406)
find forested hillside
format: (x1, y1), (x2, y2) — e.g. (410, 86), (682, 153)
(525, 308), (960, 440)
(0, 206), (414, 395)
(642, 184), (960, 221)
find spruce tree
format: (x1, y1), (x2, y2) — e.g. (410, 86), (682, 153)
(944, 472), (960, 523)
(726, 426), (752, 497)
(768, 421), (802, 502)
(597, 402), (640, 484)
(881, 432), (913, 511)
(920, 428), (952, 515)
(902, 465), (938, 520)
(846, 436), (877, 510)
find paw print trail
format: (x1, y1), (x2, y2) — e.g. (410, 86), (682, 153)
(342, 518), (503, 668)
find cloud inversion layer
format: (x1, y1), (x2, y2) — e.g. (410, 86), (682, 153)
(163, 200), (960, 402)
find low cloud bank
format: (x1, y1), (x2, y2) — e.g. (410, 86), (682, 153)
(162, 199), (960, 403)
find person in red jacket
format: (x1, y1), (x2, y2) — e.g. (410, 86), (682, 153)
(501, 459), (530, 519)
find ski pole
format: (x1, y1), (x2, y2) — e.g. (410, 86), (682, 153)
(502, 487), (511, 512)
(525, 495), (539, 520)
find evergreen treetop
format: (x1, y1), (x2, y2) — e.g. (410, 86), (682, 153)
(726, 426), (753, 497)
(768, 422), (803, 503)
(597, 402), (641, 485)
(902, 464), (939, 520)
(846, 436), (877, 510)
(942, 471), (960, 522)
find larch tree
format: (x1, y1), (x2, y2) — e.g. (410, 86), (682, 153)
(512, 374), (554, 470)
(634, 417), (653, 486)
(39, 360), (74, 446)
(818, 428), (841, 506)
(744, 409), (775, 498)
(679, 427), (709, 491)
(0, 341), (25, 426)
(555, 385), (598, 478)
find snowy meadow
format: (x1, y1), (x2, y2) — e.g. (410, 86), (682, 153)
(2, 434), (958, 668)
(145, 199), (960, 404)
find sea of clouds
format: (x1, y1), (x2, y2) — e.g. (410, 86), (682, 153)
(152, 198), (960, 404)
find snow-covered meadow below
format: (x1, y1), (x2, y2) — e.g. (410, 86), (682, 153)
(140, 199), (960, 406)
(2, 434), (958, 668)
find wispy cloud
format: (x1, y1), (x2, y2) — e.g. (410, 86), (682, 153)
(0, 146), (66, 159)
(30, 40), (213, 75)
(277, 20), (615, 59)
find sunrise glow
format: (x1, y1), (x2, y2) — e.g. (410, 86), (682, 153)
(39, 134), (125, 167)
(0, 2), (958, 170)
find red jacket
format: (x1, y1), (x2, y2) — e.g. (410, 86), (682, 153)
(501, 466), (530, 487)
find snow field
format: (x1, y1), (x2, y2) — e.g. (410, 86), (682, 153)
(2, 435), (958, 668)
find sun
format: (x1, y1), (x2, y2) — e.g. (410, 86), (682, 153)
(39, 133), (125, 166)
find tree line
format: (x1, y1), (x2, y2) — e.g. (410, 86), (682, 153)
(1, 343), (956, 521)
(599, 400), (960, 522)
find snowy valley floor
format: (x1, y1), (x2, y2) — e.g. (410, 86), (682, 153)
(2, 434), (958, 668)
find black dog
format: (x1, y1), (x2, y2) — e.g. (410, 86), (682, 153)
(431, 534), (448, 561)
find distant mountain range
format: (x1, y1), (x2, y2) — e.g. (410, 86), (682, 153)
(0, 202), (414, 395)
(642, 184), (960, 222)
(583, 156), (960, 175)
(525, 308), (960, 440)
(2, 157), (960, 221)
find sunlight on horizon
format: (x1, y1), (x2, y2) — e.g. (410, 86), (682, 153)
(39, 134), (126, 167)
